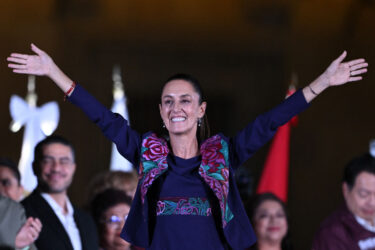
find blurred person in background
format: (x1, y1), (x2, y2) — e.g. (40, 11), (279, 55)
(247, 193), (291, 250)
(313, 152), (375, 250)
(88, 170), (138, 203)
(107, 170), (138, 199)
(0, 194), (41, 250)
(90, 188), (141, 250)
(0, 157), (41, 250)
(21, 135), (98, 250)
(0, 158), (24, 201)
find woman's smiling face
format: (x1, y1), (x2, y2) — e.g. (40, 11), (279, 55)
(254, 200), (288, 245)
(160, 79), (206, 137)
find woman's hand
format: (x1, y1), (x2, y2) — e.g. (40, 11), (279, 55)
(8, 43), (54, 77)
(324, 51), (367, 87)
(7, 44), (74, 93)
(303, 51), (368, 103)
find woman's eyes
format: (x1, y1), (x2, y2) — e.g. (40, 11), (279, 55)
(276, 213), (286, 218)
(257, 212), (285, 219)
(258, 214), (268, 219)
(164, 99), (191, 105)
(358, 190), (370, 198)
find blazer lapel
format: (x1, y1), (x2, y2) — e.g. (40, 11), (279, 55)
(31, 191), (74, 250)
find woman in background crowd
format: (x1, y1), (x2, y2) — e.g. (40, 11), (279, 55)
(90, 188), (135, 250)
(247, 193), (291, 250)
(87, 170), (138, 204)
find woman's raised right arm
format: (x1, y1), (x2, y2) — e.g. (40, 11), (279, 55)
(8, 43), (74, 94)
(7, 44), (142, 167)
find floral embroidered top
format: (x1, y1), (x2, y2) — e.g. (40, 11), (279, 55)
(68, 84), (310, 250)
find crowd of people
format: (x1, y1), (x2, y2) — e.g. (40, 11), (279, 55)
(2, 137), (375, 249)
(0, 44), (370, 249)
(0, 136), (140, 250)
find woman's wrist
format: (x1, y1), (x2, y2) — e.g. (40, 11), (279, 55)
(49, 64), (74, 93)
(309, 73), (330, 95)
(302, 74), (330, 103)
(64, 82), (76, 101)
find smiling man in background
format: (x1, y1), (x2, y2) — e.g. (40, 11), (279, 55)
(21, 135), (98, 250)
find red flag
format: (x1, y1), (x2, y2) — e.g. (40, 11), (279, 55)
(256, 87), (297, 202)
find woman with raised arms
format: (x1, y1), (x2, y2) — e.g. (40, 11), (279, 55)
(7, 44), (368, 249)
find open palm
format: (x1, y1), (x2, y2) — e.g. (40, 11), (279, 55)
(325, 51), (368, 87)
(7, 44), (53, 76)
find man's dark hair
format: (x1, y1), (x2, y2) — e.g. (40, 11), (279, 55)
(0, 157), (21, 184)
(32, 135), (75, 176)
(343, 153), (375, 190)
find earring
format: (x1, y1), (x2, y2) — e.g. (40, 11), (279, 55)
(198, 118), (202, 127)
(162, 122), (166, 128)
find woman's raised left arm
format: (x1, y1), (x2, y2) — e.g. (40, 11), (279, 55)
(303, 51), (368, 103)
(230, 51), (368, 169)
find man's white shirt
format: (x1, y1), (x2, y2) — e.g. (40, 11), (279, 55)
(41, 193), (82, 250)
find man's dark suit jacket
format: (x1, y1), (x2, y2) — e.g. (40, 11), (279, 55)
(21, 190), (98, 250)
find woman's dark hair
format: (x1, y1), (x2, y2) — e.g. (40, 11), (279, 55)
(161, 73), (210, 142)
(247, 192), (293, 250)
(89, 188), (132, 227)
(344, 153), (375, 190)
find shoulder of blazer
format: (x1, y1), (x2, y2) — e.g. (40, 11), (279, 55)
(21, 190), (48, 216)
(73, 206), (99, 249)
(21, 190), (75, 250)
(73, 206), (96, 229)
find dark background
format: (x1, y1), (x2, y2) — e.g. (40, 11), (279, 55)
(1, 0), (375, 248)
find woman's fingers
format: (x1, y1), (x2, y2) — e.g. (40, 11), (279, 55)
(348, 76), (363, 82)
(350, 68), (367, 76)
(31, 43), (44, 56)
(348, 58), (366, 67)
(8, 63), (27, 69)
(346, 59), (368, 82)
(334, 51), (347, 64)
(13, 69), (31, 74)
(7, 57), (27, 64)
(350, 62), (368, 71)
(9, 53), (28, 59)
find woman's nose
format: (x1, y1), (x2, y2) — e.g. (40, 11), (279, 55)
(268, 215), (278, 223)
(172, 102), (181, 111)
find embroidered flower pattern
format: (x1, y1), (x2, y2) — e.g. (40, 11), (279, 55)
(201, 136), (227, 173)
(199, 134), (234, 228)
(138, 133), (233, 227)
(157, 197), (212, 216)
(139, 133), (169, 203)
